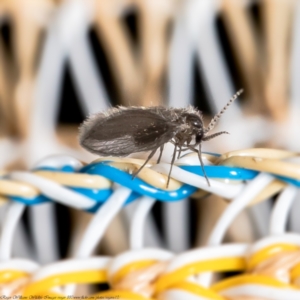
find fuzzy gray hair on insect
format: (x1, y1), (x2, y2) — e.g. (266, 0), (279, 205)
(79, 90), (243, 187)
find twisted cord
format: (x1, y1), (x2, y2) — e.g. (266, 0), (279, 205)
(2, 238), (300, 299)
(0, 148), (299, 211)
(0, 149), (300, 298)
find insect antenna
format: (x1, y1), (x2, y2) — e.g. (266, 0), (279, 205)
(204, 89), (243, 133)
(203, 131), (229, 141)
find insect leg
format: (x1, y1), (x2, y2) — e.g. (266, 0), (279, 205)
(177, 147), (182, 159)
(170, 140), (181, 157)
(203, 131), (229, 141)
(157, 145), (164, 164)
(167, 144), (177, 188)
(132, 148), (158, 179)
(184, 146), (198, 153)
(165, 141), (182, 157)
(198, 143), (210, 186)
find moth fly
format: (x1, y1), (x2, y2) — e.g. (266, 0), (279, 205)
(79, 90), (243, 187)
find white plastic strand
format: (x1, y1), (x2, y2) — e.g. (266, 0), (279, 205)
(130, 196), (156, 249)
(0, 202), (25, 261)
(269, 185), (298, 235)
(76, 187), (131, 258)
(9, 171), (96, 210)
(208, 173), (274, 246)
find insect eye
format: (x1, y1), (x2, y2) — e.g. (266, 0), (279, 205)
(185, 115), (202, 128)
(192, 121), (201, 128)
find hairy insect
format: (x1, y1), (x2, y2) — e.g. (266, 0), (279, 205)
(79, 90), (243, 187)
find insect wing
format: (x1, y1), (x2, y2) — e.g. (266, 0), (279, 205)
(79, 108), (177, 156)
